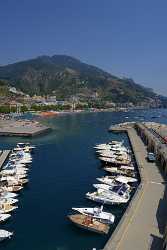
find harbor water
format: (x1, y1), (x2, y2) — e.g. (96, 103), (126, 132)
(0, 109), (167, 250)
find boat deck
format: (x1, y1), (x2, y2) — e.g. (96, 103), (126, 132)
(104, 127), (167, 250)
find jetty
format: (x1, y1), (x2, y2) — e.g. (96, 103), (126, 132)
(104, 122), (167, 250)
(0, 150), (10, 170)
(0, 119), (51, 137)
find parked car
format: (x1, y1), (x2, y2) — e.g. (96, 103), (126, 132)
(147, 152), (156, 162)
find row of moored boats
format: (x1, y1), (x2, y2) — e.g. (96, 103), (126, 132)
(68, 140), (138, 234)
(0, 142), (35, 242)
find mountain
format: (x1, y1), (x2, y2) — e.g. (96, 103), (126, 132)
(0, 55), (160, 104)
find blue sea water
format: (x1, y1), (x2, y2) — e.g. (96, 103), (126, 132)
(0, 109), (167, 250)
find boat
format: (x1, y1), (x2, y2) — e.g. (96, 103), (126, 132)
(94, 140), (123, 148)
(99, 151), (129, 159)
(0, 191), (18, 199)
(103, 167), (136, 177)
(86, 190), (130, 205)
(99, 156), (131, 166)
(0, 197), (18, 205)
(97, 175), (138, 186)
(93, 183), (131, 193)
(1, 185), (23, 192)
(0, 213), (11, 223)
(72, 205), (115, 224)
(0, 230), (13, 241)
(68, 214), (110, 234)
(0, 203), (18, 213)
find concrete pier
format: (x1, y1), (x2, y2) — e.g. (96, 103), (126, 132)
(104, 123), (167, 250)
(0, 119), (51, 137)
(0, 150), (10, 170)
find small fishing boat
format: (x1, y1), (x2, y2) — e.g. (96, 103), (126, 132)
(68, 214), (110, 234)
(0, 213), (11, 223)
(72, 205), (115, 224)
(0, 230), (13, 241)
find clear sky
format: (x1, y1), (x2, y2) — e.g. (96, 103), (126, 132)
(0, 0), (167, 94)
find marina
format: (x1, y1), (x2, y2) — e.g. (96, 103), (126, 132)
(0, 143), (35, 242)
(0, 110), (167, 249)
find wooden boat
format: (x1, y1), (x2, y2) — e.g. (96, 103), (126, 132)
(68, 214), (109, 234)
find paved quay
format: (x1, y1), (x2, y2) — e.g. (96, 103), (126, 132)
(104, 126), (167, 250)
(0, 150), (10, 170)
(0, 119), (51, 137)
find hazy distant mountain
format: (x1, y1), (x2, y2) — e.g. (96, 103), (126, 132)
(0, 55), (159, 104)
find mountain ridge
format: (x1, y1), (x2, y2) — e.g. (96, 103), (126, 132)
(0, 55), (160, 104)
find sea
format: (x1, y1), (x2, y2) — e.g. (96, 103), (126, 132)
(0, 108), (167, 250)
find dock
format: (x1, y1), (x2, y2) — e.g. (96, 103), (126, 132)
(0, 150), (10, 170)
(104, 122), (167, 250)
(0, 119), (51, 137)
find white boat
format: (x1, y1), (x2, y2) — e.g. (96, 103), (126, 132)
(86, 188), (130, 205)
(0, 197), (18, 205)
(1, 186), (23, 192)
(99, 152), (129, 159)
(0, 192), (18, 199)
(1, 169), (16, 176)
(93, 183), (131, 193)
(95, 140), (123, 148)
(99, 156), (131, 165)
(0, 213), (11, 223)
(0, 230), (13, 241)
(72, 206), (115, 224)
(97, 176), (138, 186)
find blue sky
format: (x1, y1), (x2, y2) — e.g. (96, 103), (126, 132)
(0, 0), (167, 94)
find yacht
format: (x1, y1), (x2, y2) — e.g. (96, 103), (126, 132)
(68, 214), (110, 234)
(0, 230), (13, 241)
(86, 190), (130, 205)
(72, 205), (115, 224)
(0, 213), (11, 223)
(0, 203), (18, 213)
(0, 197), (18, 205)
(97, 175), (138, 186)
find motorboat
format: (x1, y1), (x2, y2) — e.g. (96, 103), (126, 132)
(99, 151), (129, 159)
(72, 205), (115, 224)
(0, 197), (18, 205)
(0, 230), (13, 241)
(68, 214), (110, 234)
(95, 140), (123, 148)
(1, 185), (23, 192)
(0, 191), (18, 199)
(0, 203), (18, 213)
(93, 183), (131, 193)
(99, 156), (131, 166)
(97, 176), (138, 186)
(103, 167), (136, 177)
(86, 189), (130, 205)
(0, 213), (11, 223)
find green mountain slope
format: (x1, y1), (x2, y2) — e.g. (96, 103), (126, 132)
(0, 55), (158, 104)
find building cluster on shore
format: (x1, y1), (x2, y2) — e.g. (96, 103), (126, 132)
(68, 140), (139, 235)
(0, 143), (35, 242)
